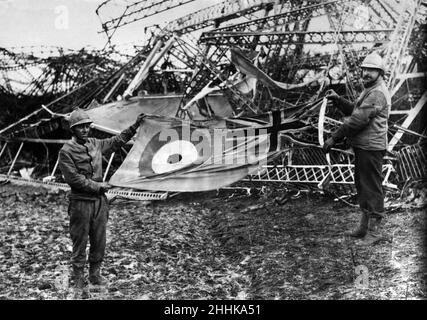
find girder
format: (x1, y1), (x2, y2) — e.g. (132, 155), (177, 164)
(210, 0), (342, 33)
(163, 0), (277, 34)
(384, 0), (422, 90)
(199, 30), (393, 46)
(243, 163), (396, 189)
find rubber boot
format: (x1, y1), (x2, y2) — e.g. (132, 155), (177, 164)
(72, 267), (85, 290)
(89, 263), (108, 286)
(345, 210), (369, 238)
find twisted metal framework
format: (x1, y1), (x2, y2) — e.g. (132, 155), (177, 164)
(0, 47), (115, 144)
(174, 0), (398, 121)
(161, 0), (278, 34)
(96, 0), (197, 43)
(383, 0), (427, 153)
(177, 0), (423, 193)
(0, 46), (124, 97)
(208, 0), (341, 33)
(396, 143), (427, 181)
(0, 43), (159, 139)
(1, 0), (426, 196)
(384, 0), (422, 90)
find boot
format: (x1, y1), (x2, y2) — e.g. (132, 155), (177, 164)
(345, 210), (369, 238)
(360, 217), (383, 245)
(89, 263), (108, 286)
(72, 266), (85, 290)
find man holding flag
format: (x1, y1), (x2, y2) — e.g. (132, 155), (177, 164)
(58, 108), (145, 289)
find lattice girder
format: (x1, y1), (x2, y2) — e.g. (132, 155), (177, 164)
(244, 163), (396, 189)
(199, 29), (393, 46)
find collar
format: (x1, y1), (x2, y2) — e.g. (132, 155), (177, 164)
(71, 136), (87, 146)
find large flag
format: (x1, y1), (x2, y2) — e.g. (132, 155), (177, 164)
(83, 94), (233, 135)
(109, 112), (306, 192)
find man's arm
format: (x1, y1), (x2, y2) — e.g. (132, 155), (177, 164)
(325, 89), (354, 116)
(331, 91), (385, 141)
(335, 96), (355, 116)
(98, 113), (146, 153)
(58, 150), (105, 194)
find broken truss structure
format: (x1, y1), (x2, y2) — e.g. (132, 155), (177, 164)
(395, 143), (427, 181)
(1, 0), (426, 198)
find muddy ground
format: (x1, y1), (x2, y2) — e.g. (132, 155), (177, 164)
(0, 182), (425, 300)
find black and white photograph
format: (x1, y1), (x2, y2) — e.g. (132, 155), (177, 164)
(0, 0), (426, 307)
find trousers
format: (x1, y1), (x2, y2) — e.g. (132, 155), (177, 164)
(353, 148), (386, 218)
(68, 195), (109, 269)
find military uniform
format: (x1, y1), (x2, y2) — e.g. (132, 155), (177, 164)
(58, 113), (139, 285)
(325, 52), (391, 244)
(332, 77), (391, 218)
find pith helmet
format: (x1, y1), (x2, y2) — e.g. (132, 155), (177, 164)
(361, 52), (386, 73)
(69, 108), (92, 128)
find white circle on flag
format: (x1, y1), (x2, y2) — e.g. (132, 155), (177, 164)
(151, 140), (198, 174)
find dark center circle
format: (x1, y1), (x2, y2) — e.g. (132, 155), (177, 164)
(167, 153), (182, 164)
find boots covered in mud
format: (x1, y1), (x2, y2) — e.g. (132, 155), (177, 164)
(89, 262), (108, 286)
(345, 210), (387, 245)
(345, 210), (369, 238)
(71, 266), (85, 290)
(359, 216), (385, 245)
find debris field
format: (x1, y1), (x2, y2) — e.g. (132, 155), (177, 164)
(0, 183), (425, 300)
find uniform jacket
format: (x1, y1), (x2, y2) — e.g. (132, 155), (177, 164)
(332, 78), (391, 150)
(58, 125), (137, 199)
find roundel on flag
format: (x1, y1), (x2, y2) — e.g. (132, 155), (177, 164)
(138, 126), (210, 177)
(151, 140), (198, 174)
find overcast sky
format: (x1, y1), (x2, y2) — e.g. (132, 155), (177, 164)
(0, 0), (218, 51)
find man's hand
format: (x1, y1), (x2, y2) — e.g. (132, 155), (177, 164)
(131, 113), (147, 131)
(323, 137), (335, 153)
(99, 182), (113, 194)
(325, 89), (339, 108)
(135, 113), (146, 125)
(325, 89), (340, 109)
(325, 89), (339, 101)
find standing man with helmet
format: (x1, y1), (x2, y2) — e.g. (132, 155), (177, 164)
(58, 108), (146, 289)
(323, 52), (391, 245)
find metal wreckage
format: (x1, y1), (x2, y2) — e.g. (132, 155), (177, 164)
(0, 0), (426, 205)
